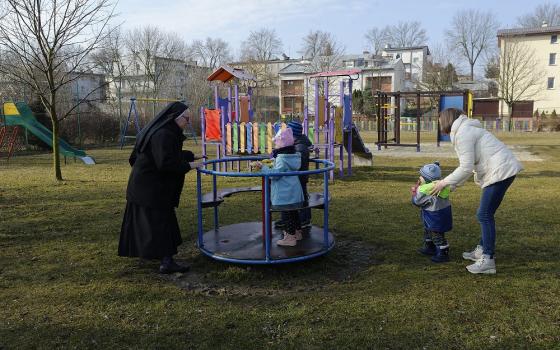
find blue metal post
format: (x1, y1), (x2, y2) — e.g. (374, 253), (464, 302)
(347, 79), (353, 176)
(323, 170), (329, 248)
(197, 170), (204, 248)
(264, 176), (271, 262)
(212, 162), (219, 232)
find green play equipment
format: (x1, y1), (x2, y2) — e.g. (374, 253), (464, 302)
(1, 102), (95, 164)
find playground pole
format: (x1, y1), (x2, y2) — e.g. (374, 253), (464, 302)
(348, 78), (353, 176)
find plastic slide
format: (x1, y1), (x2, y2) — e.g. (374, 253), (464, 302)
(344, 125), (373, 160)
(3, 102), (95, 164)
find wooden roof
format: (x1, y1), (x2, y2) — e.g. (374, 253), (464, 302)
(207, 65), (256, 82)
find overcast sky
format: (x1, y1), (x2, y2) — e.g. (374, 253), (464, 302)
(114, 0), (550, 72)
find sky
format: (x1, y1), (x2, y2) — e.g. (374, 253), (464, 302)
(114, 0), (551, 73)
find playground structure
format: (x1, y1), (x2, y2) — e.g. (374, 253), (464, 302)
(120, 97), (197, 149)
(375, 90), (472, 151)
(196, 156), (335, 264)
(305, 69), (373, 180)
(201, 66), (373, 181)
(201, 65), (259, 168)
(0, 102), (95, 164)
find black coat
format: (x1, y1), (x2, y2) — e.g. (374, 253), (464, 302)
(294, 134), (313, 184)
(126, 122), (192, 209)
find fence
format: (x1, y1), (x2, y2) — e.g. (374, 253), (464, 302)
(353, 117), (534, 133)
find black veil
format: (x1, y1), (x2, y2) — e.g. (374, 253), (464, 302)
(133, 101), (188, 153)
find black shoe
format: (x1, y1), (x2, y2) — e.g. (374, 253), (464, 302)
(159, 260), (190, 274)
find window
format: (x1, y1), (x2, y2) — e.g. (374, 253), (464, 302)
(552, 35), (558, 44)
(547, 77), (555, 89)
(550, 53), (557, 65)
(413, 57), (419, 63)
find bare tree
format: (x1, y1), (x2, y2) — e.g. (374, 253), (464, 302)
(125, 26), (187, 99)
(300, 30), (345, 73)
(417, 44), (458, 93)
(238, 28), (283, 90)
(364, 27), (389, 55)
(0, 0), (115, 180)
(497, 40), (543, 129)
(240, 28), (282, 62)
(190, 37), (232, 69)
(384, 21), (428, 47)
(445, 9), (499, 80)
(91, 27), (131, 122)
(517, 2), (560, 27)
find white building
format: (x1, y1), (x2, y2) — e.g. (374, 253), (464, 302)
(381, 45), (430, 83)
(497, 24), (560, 116)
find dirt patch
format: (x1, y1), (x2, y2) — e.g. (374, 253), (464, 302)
(161, 238), (380, 297)
(366, 143), (543, 162)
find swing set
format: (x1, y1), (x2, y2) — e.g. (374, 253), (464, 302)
(119, 97), (198, 149)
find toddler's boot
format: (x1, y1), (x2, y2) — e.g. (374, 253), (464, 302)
(277, 232), (297, 247)
(431, 245), (450, 263)
(418, 239), (436, 256)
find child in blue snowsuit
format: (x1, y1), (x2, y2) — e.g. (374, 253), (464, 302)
(254, 128), (304, 247)
(411, 162), (453, 262)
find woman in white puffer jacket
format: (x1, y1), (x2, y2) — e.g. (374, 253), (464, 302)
(431, 108), (523, 274)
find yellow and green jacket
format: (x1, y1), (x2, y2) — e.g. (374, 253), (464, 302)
(412, 182), (452, 233)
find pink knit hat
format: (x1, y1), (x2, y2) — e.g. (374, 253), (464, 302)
(273, 128), (294, 148)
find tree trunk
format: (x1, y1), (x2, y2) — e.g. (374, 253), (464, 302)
(49, 104), (63, 181)
(470, 64), (474, 81)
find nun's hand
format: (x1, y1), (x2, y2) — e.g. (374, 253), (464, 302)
(430, 180), (448, 196)
(189, 161), (203, 169)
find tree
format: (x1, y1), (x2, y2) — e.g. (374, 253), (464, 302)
(239, 28), (282, 89)
(0, 0), (115, 180)
(125, 26), (187, 99)
(300, 30), (345, 73)
(417, 44), (458, 93)
(364, 27), (389, 55)
(240, 28), (282, 62)
(352, 90), (364, 114)
(445, 9), (499, 80)
(517, 2), (560, 28)
(497, 40), (543, 130)
(484, 54), (500, 79)
(91, 27), (131, 123)
(190, 37), (232, 69)
(384, 21), (428, 47)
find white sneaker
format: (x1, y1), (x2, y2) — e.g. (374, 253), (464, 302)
(466, 254), (496, 274)
(277, 232), (297, 247)
(294, 229), (303, 241)
(462, 245), (483, 261)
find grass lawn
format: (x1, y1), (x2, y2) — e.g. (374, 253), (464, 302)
(1, 132), (559, 349)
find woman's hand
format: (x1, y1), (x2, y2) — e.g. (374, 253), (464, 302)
(430, 180), (448, 196)
(189, 161), (203, 169)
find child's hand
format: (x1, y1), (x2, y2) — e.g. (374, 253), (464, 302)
(250, 161), (263, 170)
(411, 180), (420, 195)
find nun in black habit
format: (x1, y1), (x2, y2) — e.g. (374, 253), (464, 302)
(118, 101), (201, 274)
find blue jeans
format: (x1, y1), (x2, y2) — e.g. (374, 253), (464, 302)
(477, 176), (515, 257)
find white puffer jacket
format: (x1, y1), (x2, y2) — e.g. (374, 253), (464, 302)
(444, 115), (523, 188)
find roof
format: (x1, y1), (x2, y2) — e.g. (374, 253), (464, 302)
(383, 46), (429, 52)
(207, 65), (256, 82)
(498, 25), (560, 37)
(278, 63), (310, 75)
(309, 69), (362, 78)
